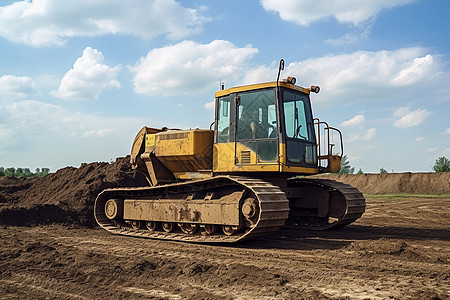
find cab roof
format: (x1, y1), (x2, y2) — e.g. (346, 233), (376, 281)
(215, 81), (311, 98)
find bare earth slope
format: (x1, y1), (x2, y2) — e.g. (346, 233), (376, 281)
(0, 156), (147, 227)
(314, 172), (450, 195)
(0, 159), (449, 299)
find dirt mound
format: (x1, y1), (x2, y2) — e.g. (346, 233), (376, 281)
(0, 156), (148, 227)
(346, 238), (445, 263)
(315, 172), (450, 194)
(0, 176), (38, 204)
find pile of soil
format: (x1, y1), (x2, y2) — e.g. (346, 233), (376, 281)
(315, 172), (450, 195)
(0, 156), (148, 227)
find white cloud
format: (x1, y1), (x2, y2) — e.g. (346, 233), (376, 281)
(51, 47), (121, 100)
(348, 128), (376, 142)
(0, 100), (65, 148)
(0, 75), (35, 100)
(393, 107), (430, 128)
(261, 0), (415, 26)
(325, 30), (370, 46)
(444, 128), (450, 135)
(393, 106), (411, 117)
(0, 0), (207, 47)
(415, 137), (425, 142)
(364, 128), (376, 140)
(204, 101), (215, 110)
(82, 128), (114, 138)
(425, 147), (437, 152)
(340, 114), (365, 127)
(129, 40), (258, 96)
(392, 54), (435, 85)
(243, 47), (441, 105)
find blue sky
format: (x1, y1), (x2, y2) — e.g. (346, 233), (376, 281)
(0, 0), (449, 173)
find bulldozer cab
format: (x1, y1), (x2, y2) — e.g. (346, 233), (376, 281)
(213, 81), (322, 175)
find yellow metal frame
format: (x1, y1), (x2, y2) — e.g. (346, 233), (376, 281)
(213, 142), (318, 175)
(215, 81), (310, 98)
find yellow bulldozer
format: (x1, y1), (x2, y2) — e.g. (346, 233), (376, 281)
(94, 59), (365, 243)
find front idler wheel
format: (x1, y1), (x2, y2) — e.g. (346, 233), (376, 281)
(242, 197), (259, 226)
(104, 198), (123, 220)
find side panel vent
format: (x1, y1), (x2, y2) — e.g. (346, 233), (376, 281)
(241, 151), (251, 164)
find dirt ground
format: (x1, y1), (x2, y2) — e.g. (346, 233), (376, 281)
(0, 158), (449, 299)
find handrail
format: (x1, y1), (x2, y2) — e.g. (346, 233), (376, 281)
(314, 118), (343, 170)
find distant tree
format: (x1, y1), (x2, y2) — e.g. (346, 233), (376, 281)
(339, 155), (355, 174)
(5, 167), (15, 176)
(0, 166), (50, 177)
(24, 168), (33, 177)
(356, 168), (364, 174)
(380, 167), (388, 174)
(16, 168), (24, 177)
(433, 156), (450, 172)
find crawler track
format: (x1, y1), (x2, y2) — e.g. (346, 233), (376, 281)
(95, 177), (365, 242)
(285, 178), (366, 230)
(94, 176), (290, 243)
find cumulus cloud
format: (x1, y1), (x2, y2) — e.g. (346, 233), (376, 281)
(129, 45), (442, 104)
(393, 107), (430, 128)
(444, 128), (450, 135)
(0, 0), (207, 47)
(261, 0), (415, 26)
(348, 128), (376, 142)
(0, 75), (35, 100)
(204, 101), (215, 110)
(81, 128), (114, 138)
(243, 47), (440, 105)
(340, 114), (365, 127)
(415, 137), (425, 142)
(51, 47), (121, 100)
(392, 54), (435, 85)
(129, 40), (258, 96)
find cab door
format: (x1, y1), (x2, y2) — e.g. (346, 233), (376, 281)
(235, 89), (279, 168)
(213, 94), (236, 172)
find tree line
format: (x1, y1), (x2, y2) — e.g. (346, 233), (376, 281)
(339, 156), (450, 174)
(0, 167), (50, 177)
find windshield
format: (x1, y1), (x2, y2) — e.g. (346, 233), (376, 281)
(282, 88), (317, 166)
(283, 90), (314, 142)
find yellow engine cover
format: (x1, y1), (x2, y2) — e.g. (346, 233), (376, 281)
(147, 129), (214, 178)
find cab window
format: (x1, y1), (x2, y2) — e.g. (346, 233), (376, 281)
(216, 95), (230, 143)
